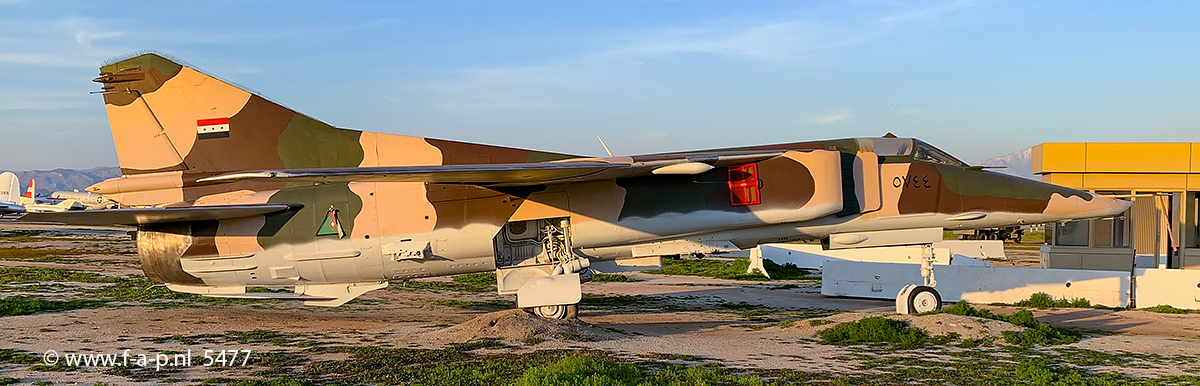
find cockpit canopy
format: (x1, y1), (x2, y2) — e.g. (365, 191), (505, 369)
(848, 137), (968, 167)
(912, 140), (967, 167)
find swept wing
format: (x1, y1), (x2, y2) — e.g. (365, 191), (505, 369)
(18, 204), (301, 226)
(196, 152), (782, 186)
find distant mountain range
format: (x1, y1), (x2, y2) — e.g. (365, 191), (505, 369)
(10, 167), (121, 196)
(976, 147), (1035, 180)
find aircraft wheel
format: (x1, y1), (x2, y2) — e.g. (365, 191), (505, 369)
(528, 304), (578, 320)
(907, 286), (942, 314)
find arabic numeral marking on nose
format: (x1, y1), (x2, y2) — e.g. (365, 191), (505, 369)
(896, 175), (933, 189)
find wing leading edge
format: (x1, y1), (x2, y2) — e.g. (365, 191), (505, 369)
(197, 151), (784, 186)
(18, 204), (302, 226)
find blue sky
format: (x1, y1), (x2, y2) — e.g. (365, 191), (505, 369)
(1, 0), (1197, 170)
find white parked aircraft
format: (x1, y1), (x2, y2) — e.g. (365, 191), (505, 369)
(0, 172), (26, 214)
(0, 172), (81, 213)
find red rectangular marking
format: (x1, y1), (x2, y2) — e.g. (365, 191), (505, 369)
(197, 118), (229, 126)
(728, 163), (761, 206)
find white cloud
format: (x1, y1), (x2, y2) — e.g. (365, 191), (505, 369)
(0, 53), (85, 67)
(0, 90), (91, 112)
(0, 17), (128, 67)
(423, 64), (586, 113)
(72, 31), (123, 49)
(812, 109), (852, 124)
(59, 17), (124, 50)
(414, 1), (985, 113)
(612, 21), (859, 60)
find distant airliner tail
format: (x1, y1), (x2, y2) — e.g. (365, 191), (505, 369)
(0, 172), (19, 203)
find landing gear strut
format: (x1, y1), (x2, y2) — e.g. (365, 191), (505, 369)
(496, 217), (586, 320)
(896, 244), (943, 314)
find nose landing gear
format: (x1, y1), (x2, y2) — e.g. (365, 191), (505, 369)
(897, 285), (942, 314)
(896, 244), (943, 314)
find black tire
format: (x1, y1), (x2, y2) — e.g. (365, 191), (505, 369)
(528, 304), (579, 320)
(907, 286), (942, 314)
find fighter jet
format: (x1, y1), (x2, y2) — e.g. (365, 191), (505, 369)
(20, 53), (1130, 318)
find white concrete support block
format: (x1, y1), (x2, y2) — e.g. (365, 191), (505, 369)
(950, 255), (991, 267)
(821, 260), (1131, 307)
(758, 244), (950, 270)
(932, 240), (1006, 260)
(1133, 268), (1200, 309)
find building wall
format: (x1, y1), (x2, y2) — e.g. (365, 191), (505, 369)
(1034, 142), (1200, 270)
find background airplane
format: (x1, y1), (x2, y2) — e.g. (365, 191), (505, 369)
(0, 172), (26, 215)
(1, 174), (83, 213)
(51, 190), (119, 210)
(19, 53), (1129, 319)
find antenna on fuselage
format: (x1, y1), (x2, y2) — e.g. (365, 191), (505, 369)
(596, 135), (614, 157)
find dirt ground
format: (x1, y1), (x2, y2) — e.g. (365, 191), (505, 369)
(1, 224), (1199, 385)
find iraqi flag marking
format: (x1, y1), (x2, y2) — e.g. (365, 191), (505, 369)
(197, 117), (230, 139)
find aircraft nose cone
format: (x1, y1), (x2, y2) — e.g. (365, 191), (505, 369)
(1043, 191), (1131, 220)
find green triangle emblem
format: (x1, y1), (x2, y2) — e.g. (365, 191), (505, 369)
(317, 207), (345, 238)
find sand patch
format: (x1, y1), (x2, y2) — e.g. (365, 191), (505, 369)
(892, 313), (1025, 340)
(430, 309), (625, 343)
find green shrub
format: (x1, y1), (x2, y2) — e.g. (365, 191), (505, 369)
(513, 356), (767, 386)
(513, 356), (642, 386)
(934, 301), (1081, 346)
(0, 349), (38, 364)
(392, 272), (496, 293)
(590, 273), (638, 282)
(228, 379), (315, 386)
(452, 272), (497, 286)
(644, 257), (813, 281)
(818, 317), (929, 348)
(0, 266), (120, 284)
(0, 296), (108, 316)
(1142, 305), (1197, 314)
(1014, 292), (1093, 309)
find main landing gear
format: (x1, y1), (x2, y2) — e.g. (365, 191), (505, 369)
(528, 304), (579, 320)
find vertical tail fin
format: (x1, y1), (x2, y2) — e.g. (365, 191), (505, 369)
(95, 52), (365, 177)
(25, 179), (34, 199)
(0, 172), (19, 203)
(95, 52), (573, 178)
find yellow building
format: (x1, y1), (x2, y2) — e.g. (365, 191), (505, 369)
(1033, 143), (1200, 270)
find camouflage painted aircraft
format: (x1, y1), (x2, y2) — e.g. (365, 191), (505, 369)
(21, 53), (1130, 318)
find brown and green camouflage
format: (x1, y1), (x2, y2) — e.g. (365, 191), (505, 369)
(38, 53), (1129, 307)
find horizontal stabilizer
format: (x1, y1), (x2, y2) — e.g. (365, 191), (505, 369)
(197, 151), (783, 187)
(17, 203), (301, 226)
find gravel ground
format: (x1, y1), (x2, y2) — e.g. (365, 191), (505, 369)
(1, 224), (1198, 384)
